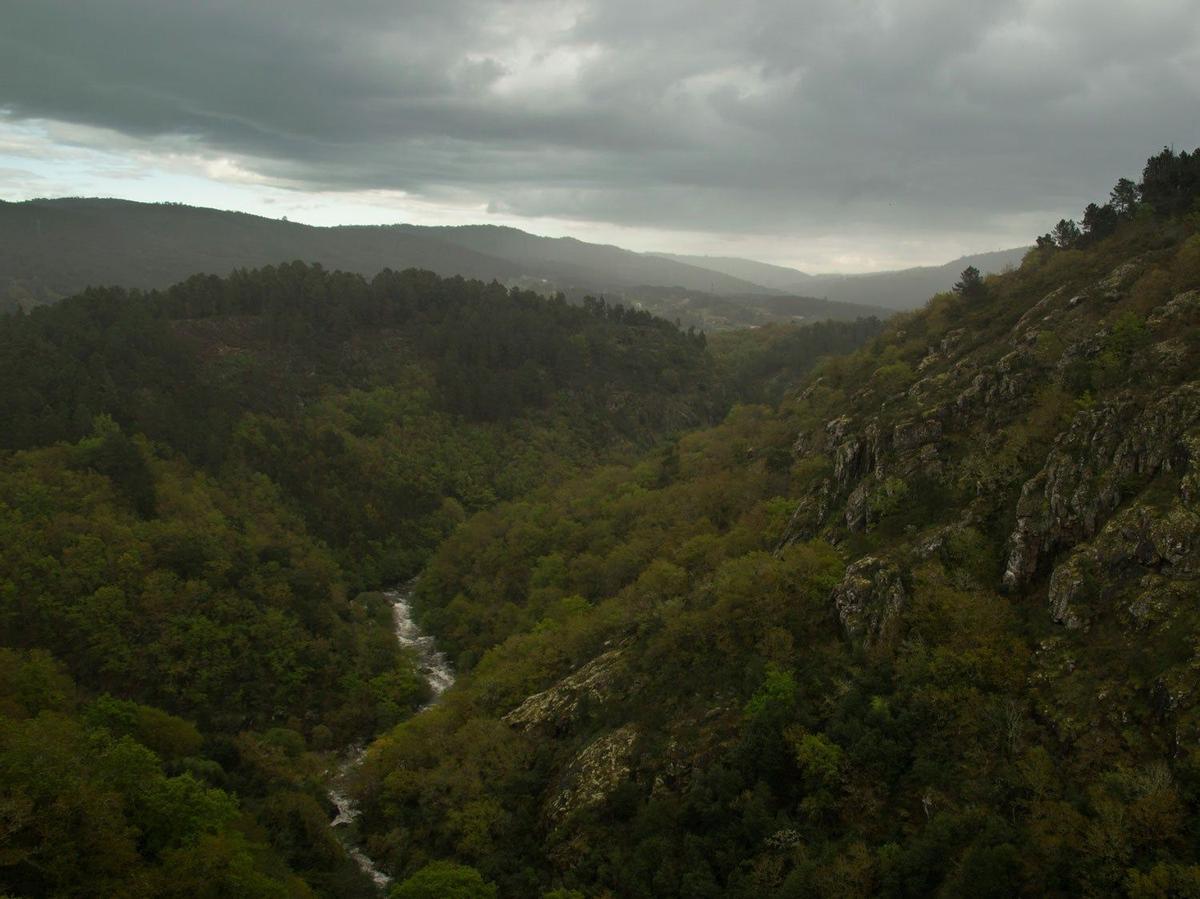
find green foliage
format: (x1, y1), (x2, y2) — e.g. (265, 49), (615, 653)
(867, 476), (909, 524)
(390, 861), (498, 898)
(1141, 146), (1200, 217)
(1094, 311), (1151, 387)
(1038, 145), (1200, 255)
(339, 147), (1200, 898)
(744, 663), (799, 725)
(0, 651), (297, 898)
(1054, 218), (1082, 248)
(0, 260), (882, 895)
(872, 361), (914, 394)
(952, 265), (984, 298)
(5, 146), (1200, 897)
(708, 317), (886, 404)
(84, 694), (203, 759)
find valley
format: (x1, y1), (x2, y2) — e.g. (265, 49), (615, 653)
(1, 147), (1198, 897)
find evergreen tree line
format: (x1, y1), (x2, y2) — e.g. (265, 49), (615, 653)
(1037, 146), (1200, 251)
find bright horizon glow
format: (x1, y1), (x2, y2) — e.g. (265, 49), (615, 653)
(0, 118), (1032, 275)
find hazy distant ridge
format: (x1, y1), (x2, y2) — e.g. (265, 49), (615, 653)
(1, 197), (1024, 316)
(0, 198), (766, 307)
(655, 246), (1031, 310)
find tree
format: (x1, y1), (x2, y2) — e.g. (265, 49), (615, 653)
(1140, 146), (1200, 216)
(390, 862), (498, 899)
(1081, 202), (1118, 243)
(953, 266), (985, 298)
(1053, 218), (1081, 249)
(1110, 177), (1140, 217)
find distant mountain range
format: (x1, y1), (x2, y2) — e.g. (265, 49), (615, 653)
(0, 197), (1027, 321)
(0, 198), (761, 307)
(654, 246), (1031, 311)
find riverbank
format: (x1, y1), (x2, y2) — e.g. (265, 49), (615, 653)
(327, 584), (455, 890)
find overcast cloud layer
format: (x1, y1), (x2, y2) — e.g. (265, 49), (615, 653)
(1, 0), (1198, 270)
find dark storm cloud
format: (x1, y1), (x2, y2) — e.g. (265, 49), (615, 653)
(2, 0), (1198, 238)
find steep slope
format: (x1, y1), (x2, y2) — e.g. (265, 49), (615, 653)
(352, 150), (1200, 897)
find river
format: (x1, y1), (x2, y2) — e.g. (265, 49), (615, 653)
(326, 583), (455, 889)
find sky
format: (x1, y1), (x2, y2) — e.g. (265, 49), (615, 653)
(0, 0), (1198, 273)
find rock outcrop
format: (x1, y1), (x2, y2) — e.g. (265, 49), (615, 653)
(504, 647), (627, 734)
(830, 556), (908, 645)
(546, 724), (639, 822)
(1045, 500), (1200, 629)
(1004, 384), (1200, 591)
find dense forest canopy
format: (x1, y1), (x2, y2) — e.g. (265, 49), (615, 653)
(1, 144), (1198, 897)
(338, 147), (1200, 897)
(0, 260), (879, 896)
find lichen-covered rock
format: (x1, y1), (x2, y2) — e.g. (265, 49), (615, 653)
(1012, 285), (1068, 340)
(832, 420), (887, 488)
(1043, 497), (1200, 628)
(504, 647), (626, 734)
(546, 724), (639, 822)
(844, 480), (872, 531)
(954, 348), (1036, 420)
(1047, 552), (1093, 628)
(1095, 259), (1145, 300)
(893, 417), (942, 452)
(831, 556), (908, 644)
(1148, 290), (1200, 330)
(940, 328), (967, 355)
(1004, 384), (1200, 592)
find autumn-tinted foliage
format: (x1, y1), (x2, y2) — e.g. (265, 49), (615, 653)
(8, 144), (1197, 897)
(343, 148), (1200, 897)
(0, 261), (880, 894)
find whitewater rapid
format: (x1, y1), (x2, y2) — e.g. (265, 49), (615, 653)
(327, 583), (454, 889)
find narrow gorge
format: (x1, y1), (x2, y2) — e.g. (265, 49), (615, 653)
(328, 584), (455, 890)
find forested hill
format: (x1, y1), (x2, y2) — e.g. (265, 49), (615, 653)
(0, 264), (743, 579)
(0, 261), (881, 896)
(0, 198), (766, 310)
(345, 146), (1200, 896)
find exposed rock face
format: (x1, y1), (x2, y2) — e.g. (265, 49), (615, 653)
(893, 417), (942, 452)
(546, 724), (639, 822)
(1148, 289), (1200, 329)
(953, 348), (1037, 422)
(1012, 286), (1069, 340)
(831, 557), (908, 644)
(1004, 384), (1200, 591)
(503, 647), (626, 734)
(777, 255), (1199, 638)
(1046, 553), (1093, 629)
(833, 420), (885, 486)
(1046, 500), (1200, 628)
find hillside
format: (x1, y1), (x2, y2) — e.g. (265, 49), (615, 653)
(658, 246), (1031, 310)
(401, 225), (766, 295)
(561, 284), (891, 331)
(0, 262), (879, 897)
(340, 148), (1200, 897)
(3, 145), (1200, 898)
(1, 198), (1007, 324)
(649, 253), (824, 292)
(0, 199), (766, 312)
(0, 198), (522, 306)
